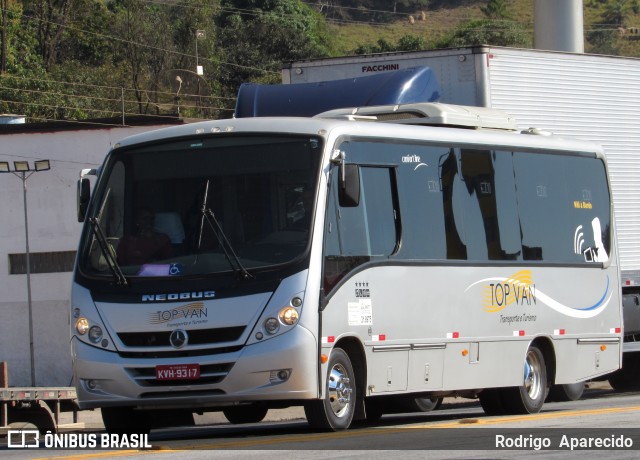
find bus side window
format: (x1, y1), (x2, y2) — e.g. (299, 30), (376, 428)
(439, 149), (467, 260)
(323, 166), (398, 293)
(459, 149), (521, 261)
(513, 152), (569, 262)
(563, 156), (611, 264)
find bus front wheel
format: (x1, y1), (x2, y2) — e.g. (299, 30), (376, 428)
(223, 404), (269, 424)
(304, 348), (356, 431)
(101, 406), (150, 434)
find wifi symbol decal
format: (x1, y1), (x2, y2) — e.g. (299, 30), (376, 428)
(574, 225), (584, 255)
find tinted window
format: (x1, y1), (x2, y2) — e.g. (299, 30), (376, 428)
(513, 153), (610, 263)
(80, 136), (323, 278)
(562, 156), (611, 263)
(322, 138), (611, 294)
(458, 150), (521, 261)
(323, 166), (398, 291)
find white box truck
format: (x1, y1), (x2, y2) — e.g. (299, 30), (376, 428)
(282, 46), (640, 391)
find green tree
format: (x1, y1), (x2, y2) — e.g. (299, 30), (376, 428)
(55, 1), (113, 67)
(586, 0), (634, 55)
(437, 18), (530, 48)
(353, 34), (426, 54)
(216, 0), (332, 105)
(1, 0), (22, 73)
(110, 0), (215, 117)
(480, 0), (511, 20)
(601, 0), (633, 26)
(23, 0), (84, 71)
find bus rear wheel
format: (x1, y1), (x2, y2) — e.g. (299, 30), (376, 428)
(501, 344), (548, 414)
(608, 353), (640, 391)
(304, 348), (356, 431)
(547, 382), (585, 402)
(478, 388), (506, 415)
(409, 396), (443, 412)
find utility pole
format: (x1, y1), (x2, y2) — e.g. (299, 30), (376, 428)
(0, 159), (51, 386)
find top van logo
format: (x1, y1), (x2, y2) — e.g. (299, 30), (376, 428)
(484, 270), (536, 312)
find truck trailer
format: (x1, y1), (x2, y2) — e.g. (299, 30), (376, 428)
(280, 46), (640, 391)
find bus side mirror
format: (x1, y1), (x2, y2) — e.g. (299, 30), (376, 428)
(339, 164), (360, 207)
(77, 178), (91, 222)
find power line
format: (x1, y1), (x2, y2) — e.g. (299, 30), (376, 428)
(0, 74), (236, 101)
(0, 98), (234, 120)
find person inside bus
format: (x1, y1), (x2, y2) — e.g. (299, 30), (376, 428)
(117, 207), (174, 265)
(291, 187), (314, 231)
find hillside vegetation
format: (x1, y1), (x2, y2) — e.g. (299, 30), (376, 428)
(0, 0), (638, 123)
(328, 0), (640, 56)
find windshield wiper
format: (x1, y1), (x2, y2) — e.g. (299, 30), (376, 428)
(197, 180), (253, 280)
(88, 217), (128, 286)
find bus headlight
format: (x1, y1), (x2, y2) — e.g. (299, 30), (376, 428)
(88, 326), (103, 344)
(75, 317), (89, 335)
(264, 317), (280, 335)
(279, 307), (299, 326)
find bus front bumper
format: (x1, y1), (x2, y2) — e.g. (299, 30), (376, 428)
(72, 325), (319, 410)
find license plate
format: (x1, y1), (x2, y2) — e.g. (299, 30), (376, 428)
(155, 364), (200, 381)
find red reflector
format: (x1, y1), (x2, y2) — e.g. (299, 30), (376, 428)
(328, 336), (335, 343)
(453, 332), (459, 339)
(379, 334), (386, 341)
(616, 327), (621, 333)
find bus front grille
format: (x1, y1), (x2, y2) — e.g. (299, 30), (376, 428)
(118, 326), (246, 348)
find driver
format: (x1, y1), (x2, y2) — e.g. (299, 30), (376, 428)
(117, 207), (174, 265)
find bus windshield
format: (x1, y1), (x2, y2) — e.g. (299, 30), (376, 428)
(79, 134), (323, 279)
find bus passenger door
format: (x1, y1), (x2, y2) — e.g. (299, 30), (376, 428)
(323, 163), (407, 394)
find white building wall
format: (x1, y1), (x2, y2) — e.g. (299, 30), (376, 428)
(0, 124), (175, 387)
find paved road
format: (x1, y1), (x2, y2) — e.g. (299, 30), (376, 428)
(3, 381), (640, 459)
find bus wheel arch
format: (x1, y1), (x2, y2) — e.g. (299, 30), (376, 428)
(334, 337), (367, 421)
(305, 337), (366, 430)
(533, 337), (556, 396)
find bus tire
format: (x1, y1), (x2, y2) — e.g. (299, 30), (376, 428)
(409, 396), (443, 412)
(547, 382), (585, 402)
(478, 388), (506, 415)
(223, 404), (269, 424)
(101, 406), (151, 434)
(501, 344), (547, 414)
(150, 409), (195, 429)
(609, 354), (640, 392)
(304, 348), (356, 431)
(397, 395), (443, 413)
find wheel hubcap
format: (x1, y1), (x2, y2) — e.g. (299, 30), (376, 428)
(524, 349), (542, 400)
(328, 363), (352, 418)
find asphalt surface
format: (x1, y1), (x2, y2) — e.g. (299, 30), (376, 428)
(59, 381), (612, 432)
